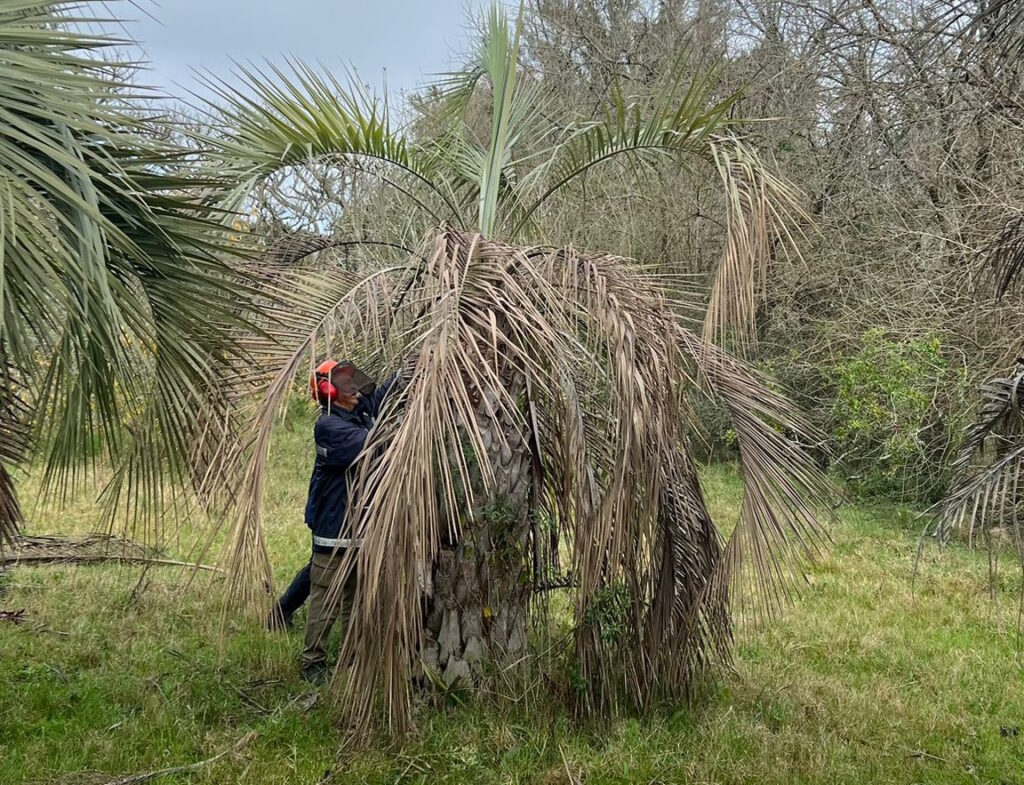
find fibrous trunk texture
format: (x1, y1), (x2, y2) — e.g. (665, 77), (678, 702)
(420, 381), (532, 686)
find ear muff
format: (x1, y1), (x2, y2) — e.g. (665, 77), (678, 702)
(311, 359), (340, 404)
(316, 375), (338, 403)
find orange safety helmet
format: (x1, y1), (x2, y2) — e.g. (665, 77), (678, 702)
(310, 359), (340, 405)
(310, 359), (375, 406)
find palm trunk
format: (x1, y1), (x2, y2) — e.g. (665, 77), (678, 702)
(420, 384), (533, 686)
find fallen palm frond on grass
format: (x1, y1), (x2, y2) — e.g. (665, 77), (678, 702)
(1, 534), (223, 573)
(63, 731), (257, 785)
(0, 608), (25, 624)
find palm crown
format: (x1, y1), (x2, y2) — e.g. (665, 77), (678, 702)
(206, 3), (802, 337)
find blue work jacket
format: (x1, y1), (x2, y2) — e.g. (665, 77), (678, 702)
(304, 377), (393, 554)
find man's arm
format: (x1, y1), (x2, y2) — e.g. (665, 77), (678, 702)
(363, 372), (399, 418)
(315, 419), (369, 469)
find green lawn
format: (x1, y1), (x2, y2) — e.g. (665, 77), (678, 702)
(2, 427), (1023, 784)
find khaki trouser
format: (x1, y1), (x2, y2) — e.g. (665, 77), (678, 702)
(301, 551), (358, 669)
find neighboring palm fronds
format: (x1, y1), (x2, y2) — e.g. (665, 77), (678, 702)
(220, 228), (831, 734)
(931, 367), (1024, 561)
(0, 1), (257, 547)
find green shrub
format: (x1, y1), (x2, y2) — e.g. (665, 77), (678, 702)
(686, 392), (739, 463)
(828, 328), (965, 502)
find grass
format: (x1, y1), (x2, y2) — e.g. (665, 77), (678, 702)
(2, 420), (1024, 784)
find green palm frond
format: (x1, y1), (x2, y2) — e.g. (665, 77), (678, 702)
(198, 3), (803, 324)
(201, 61), (462, 225)
(477, 2), (525, 236)
(511, 83), (804, 339)
(510, 61), (737, 229)
(0, 1), (259, 544)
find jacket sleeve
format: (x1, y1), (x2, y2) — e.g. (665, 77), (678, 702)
(364, 372), (399, 418)
(303, 466), (316, 527)
(315, 418), (368, 469)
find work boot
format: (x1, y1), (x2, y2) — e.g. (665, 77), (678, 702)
(301, 662), (329, 685)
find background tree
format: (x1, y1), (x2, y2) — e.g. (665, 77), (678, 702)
(518, 0), (1024, 501)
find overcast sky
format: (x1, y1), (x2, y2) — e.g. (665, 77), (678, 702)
(124, 1), (478, 100)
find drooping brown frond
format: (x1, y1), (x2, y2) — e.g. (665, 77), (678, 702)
(334, 231), (550, 733)
(678, 331), (832, 623)
(933, 366), (1024, 549)
(199, 240), (407, 613)
(263, 233), (341, 267)
(702, 138), (808, 346)
(217, 227), (831, 735)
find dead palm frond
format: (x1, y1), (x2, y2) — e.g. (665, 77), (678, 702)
(931, 366), (1024, 555)
(216, 228), (831, 735)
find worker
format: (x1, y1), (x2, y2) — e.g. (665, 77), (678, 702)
(271, 359), (395, 682)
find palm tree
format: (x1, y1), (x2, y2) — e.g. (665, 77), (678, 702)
(191, 4), (830, 735)
(0, 2), (252, 551)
